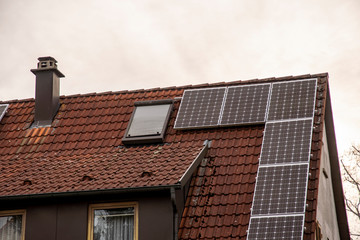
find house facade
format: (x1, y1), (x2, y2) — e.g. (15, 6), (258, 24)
(0, 57), (350, 239)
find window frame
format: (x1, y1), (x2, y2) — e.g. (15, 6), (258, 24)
(0, 209), (26, 240)
(88, 202), (138, 240)
(122, 99), (173, 145)
(0, 104), (9, 122)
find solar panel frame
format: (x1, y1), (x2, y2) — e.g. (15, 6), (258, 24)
(219, 83), (271, 126)
(247, 215), (304, 240)
(251, 164), (309, 215)
(267, 79), (317, 121)
(259, 118), (314, 165)
(0, 104), (9, 122)
(217, 87), (228, 125)
(174, 87), (227, 129)
(264, 83), (273, 122)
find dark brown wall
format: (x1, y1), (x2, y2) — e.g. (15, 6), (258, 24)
(25, 203), (88, 240)
(57, 203), (88, 240)
(1, 190), (174, 240)
(139, 196), (173, 240)
(26, 205), (57, 240)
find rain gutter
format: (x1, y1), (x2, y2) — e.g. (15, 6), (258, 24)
(0, 184), (180, 202)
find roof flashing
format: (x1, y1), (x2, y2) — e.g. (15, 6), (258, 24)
(0, 104), (9, 122)
(178, 140), (211, 186)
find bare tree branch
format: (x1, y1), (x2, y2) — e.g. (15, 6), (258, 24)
(352, 146), (360, 155)
(341, 145), (360, 239)
(341, 159), (360, 193)
(346, 199), (360, 220)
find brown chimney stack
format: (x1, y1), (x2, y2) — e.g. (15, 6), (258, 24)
(31, 56), (65, 127)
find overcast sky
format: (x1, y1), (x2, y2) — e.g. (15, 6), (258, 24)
(0, 0), (359, 155)
(1, 0), (360, 235)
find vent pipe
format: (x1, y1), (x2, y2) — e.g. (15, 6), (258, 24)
(31, 56), (65, 127)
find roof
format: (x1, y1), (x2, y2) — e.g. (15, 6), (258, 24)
(0, 73), (348, 239)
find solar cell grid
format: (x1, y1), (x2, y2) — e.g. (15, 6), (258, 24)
(247, 215), (304, 240)
(0, 104), (9, 122)
(220, 84), (270, 125)
(267, 79), (317, 121)
(174, 87), (226, 129)
(260, 119), (313, 165)
(251, 164), (308, 215)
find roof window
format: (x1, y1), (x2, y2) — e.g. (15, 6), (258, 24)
(122, 100), (173, 144)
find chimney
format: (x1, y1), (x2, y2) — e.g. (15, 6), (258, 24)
(31, 56), (65, 127)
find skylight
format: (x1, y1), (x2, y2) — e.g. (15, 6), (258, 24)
(122, 100), (173, 144)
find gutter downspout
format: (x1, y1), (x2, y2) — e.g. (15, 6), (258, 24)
(171, 187), (178, 240)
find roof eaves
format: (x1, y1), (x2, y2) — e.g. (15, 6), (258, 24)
(324, 82), (351, 240)
(0, 184), (182, 202)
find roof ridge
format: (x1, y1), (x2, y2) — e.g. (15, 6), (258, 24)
(58, 72), (328, 99)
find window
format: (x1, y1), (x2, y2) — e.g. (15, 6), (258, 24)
(0, 210), (26, 240)
(88, 203), (138, 240)
(122, 100), (173, 144)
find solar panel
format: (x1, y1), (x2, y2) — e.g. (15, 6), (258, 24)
(0, 104), (9, 122)
(220, 84), (271, 125)
(260, 119), (313, 165)
(174, 87), (226, 129)
(267, 79), (317, 121)
(251, 164), (309, 215)
(247, 215), (304, 240)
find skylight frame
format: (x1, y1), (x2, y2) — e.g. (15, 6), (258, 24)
(122, 99), (173, 145)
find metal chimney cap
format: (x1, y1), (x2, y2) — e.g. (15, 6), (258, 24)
(31, 56), (65, 78)
(38, 56), (58, 62)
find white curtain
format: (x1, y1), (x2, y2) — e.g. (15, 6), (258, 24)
(0, 215), (22, 240)
(94, 208), (134, 240)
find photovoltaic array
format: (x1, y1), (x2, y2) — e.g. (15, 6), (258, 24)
(174, 84), (271, 129)
(247, 215), (304, 240)
(247, 79), (317, 240)
(220, 84), (271, 125)
(174, 79), (318, 238)
(0, 104), (9, 122)
(174, 88), (226, 129)
(267, 79), (317, 121)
